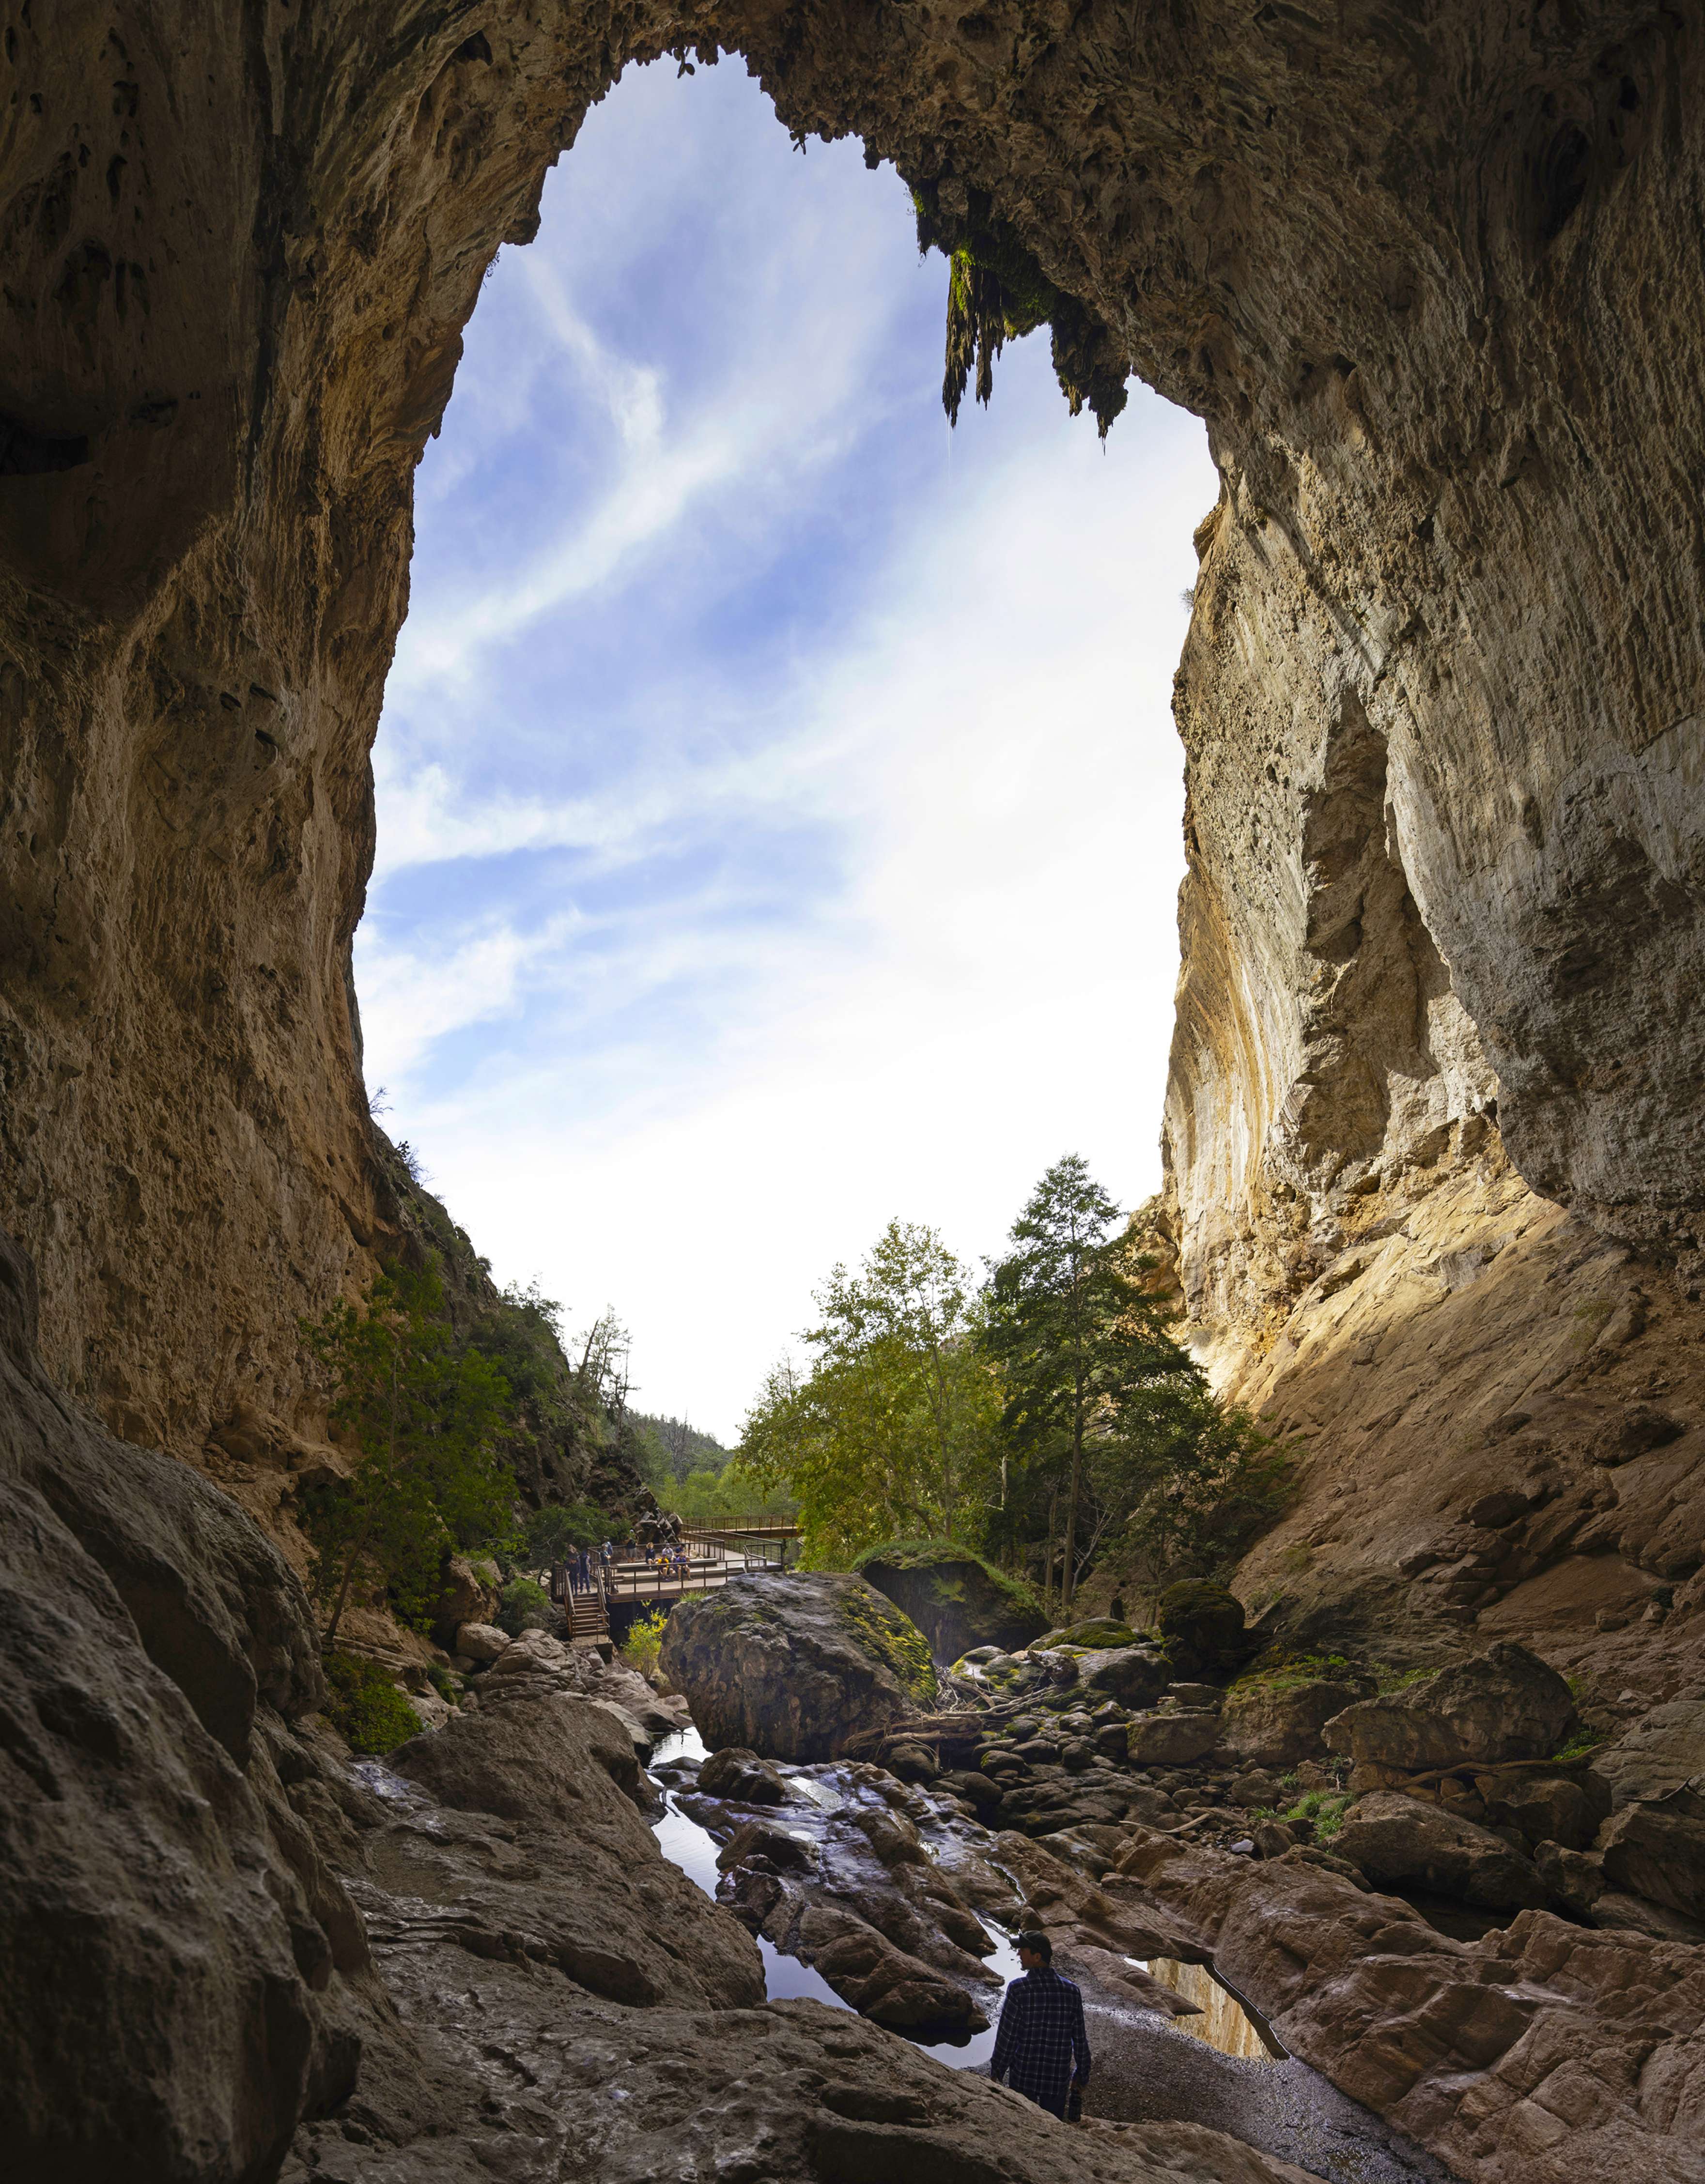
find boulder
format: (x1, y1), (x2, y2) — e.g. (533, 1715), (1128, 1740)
(1596, 1787), (1705, 1922)
(1324, 1643), (1575, 1784)
(854, 1540), (1046, 1660)
(1590, 1699), (1705, 1808)
(1480, 1772), (1599, 1851)
(1222, 1675), (1366, 1769)
(697, 1745), (788, 1804)
(1075, 1645), (1170, 1708)
(1155, 1581), (1252, 1673)
(430, 1553), (499, 1641)
(793, 1901), (987, 2035)
(716, 1819), (817, 1873)
(659, 1571), (936, 1761)
(455, 1620), (510, 1663)
(1126, 1709), (1222, 1766)
(1033, 1618), (1141, 1650)
(1333, 1790), (1548, 1908)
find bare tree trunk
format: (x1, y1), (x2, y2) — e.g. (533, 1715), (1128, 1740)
(1062, 1366), (1085, 1613)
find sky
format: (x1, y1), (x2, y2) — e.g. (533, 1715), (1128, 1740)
(356, 58), (1218, 1442)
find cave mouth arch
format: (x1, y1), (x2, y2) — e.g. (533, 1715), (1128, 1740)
(361, 55), (1212, 1430)
(0, 2), (1698, 1446)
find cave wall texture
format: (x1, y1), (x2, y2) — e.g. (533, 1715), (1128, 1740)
(2, 5), (1704, 2174)
(0, 6), (1700, 1584)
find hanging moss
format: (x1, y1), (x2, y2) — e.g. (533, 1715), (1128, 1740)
(913, 181), (1129, 436)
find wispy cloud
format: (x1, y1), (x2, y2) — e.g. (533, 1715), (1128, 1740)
(358, 59), (1216, 1435)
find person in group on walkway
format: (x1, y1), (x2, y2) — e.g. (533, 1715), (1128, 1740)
(577, 1547), (593, 1594)
(990, 1931), (1090, 2121)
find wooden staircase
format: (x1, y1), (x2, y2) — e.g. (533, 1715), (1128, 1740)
(566, 1584), (610, 1649)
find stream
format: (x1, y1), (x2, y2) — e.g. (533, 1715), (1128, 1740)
(646, 1725), (1452, 2184)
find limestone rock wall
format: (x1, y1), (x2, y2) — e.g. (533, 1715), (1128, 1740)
(0, 9), (1700, 1611)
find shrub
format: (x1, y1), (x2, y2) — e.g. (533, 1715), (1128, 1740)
(426, 1662), (463, 1707)
(495, 1575), (552, 1636)
(621, 1605), (670, 1680)
(323, 1651), (421, 1755)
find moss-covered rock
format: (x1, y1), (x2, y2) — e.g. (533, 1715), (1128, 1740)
(854, 1538), (1047, 1663)
(1156, 1580), (1253, 1675)
(1032, 1618), (1141, 1652)
(660, 1571), (935, 1761)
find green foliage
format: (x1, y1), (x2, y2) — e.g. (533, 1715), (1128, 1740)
(523, 1501), (617, 1559)
(1374, 1664), (1436, 1695)
(1279, 1787), (1355, 1842)
(496, 1575), (552, 1636)
(322, 1650), (421, 1755)
(1232, 1652), (1354, 1694)
(620, 1605), (670, 1679)
(660, 1458), (793, 1532)
(1549, 1727), (1603, 1764)
(1109, 1388), (1299, 1590)
(425, 1662), (463, 1707)
(912, 182), (1129, 435)
(630, 1411), (730, 1489)
(982, 1156), (1208, 1610)
(740, 1221), (1000, 1565)
(298, 1266), (517, 1646)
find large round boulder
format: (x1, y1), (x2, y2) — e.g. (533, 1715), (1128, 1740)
(1075, 1645), (1169, 1708)
(1324, 1642), (1576, 1787)
(660, 1571), (938, 1761)
(1333, 1791), (1549, 1910)
(854, 1539), (1046, 1661)
(1221, 1669), (1370, 1769)
(1155, 1580), (1252, 1674)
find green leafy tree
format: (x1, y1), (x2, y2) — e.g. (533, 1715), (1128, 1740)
(300, 1266), (517, 1647)
(983, 1156), (1200, 1615)
(740, 1221), (1000, 1564)
(1102, 1383), (1297, 1587)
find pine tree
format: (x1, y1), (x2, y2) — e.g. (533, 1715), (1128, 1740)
(983, 1155), (1198, 1613)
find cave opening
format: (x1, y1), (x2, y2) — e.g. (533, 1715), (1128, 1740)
(359, 58), (1215, 1436)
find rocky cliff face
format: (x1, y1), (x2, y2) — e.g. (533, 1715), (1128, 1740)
(2, 5), (1704, 2173)
(2, 1), (1699, 1501)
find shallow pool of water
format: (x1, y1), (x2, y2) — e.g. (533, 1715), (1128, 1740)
(1130, 1957), (1286, 2062)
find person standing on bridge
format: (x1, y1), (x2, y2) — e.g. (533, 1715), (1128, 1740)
(991, 1932), (1090, 2122)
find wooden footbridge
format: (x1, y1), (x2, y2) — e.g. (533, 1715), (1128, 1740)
(546, 1522), (802, 1648)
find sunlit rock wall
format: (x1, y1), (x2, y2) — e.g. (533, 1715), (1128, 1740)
(0, 3), (1699, 1531)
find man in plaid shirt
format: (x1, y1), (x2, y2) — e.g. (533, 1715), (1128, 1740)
(991, 1932), (1091, 2119)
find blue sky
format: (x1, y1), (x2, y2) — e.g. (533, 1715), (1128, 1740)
(357, 59), (1217, 1441)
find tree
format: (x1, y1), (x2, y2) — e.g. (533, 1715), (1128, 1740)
(982, 1155), (1200, 1615)
(299, 1266), (517, 1647)
(740, 1220), (1001, 1563)
(1100, 1383), (1297, 1588)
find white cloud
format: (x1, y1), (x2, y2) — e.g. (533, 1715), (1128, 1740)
(358, 62), (1218, 1440)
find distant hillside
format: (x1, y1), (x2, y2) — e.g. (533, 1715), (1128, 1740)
(629, 1410), (730, 1484)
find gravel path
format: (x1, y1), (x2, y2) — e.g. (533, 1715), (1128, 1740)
(1073, 1993), (1455, 2184)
